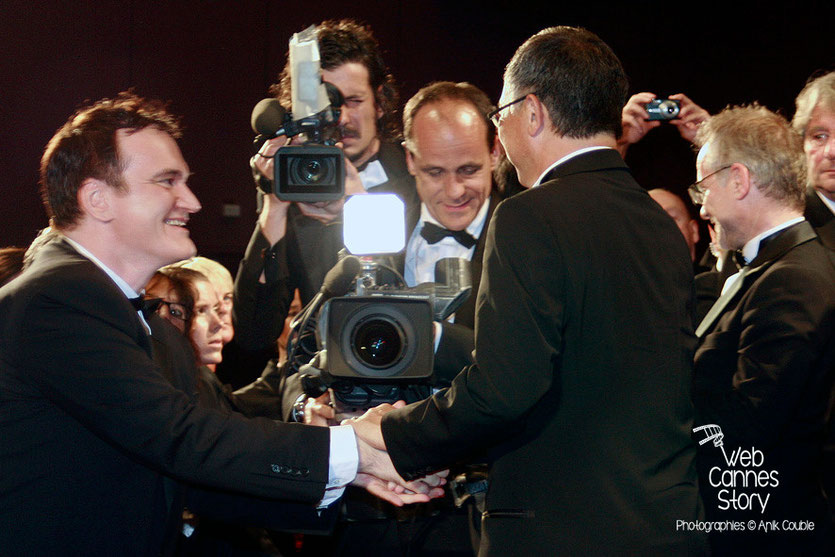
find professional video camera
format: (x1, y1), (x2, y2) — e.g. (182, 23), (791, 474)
(250, 25), (345, 202)
(287, 195), (472, 419)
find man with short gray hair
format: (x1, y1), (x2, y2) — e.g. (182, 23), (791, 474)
(690, 104), (835, 555)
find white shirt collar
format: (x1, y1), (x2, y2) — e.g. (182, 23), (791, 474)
(816, 189), (835, 216)
(531, 146), (614, 188)
(740, 216), (805, 264)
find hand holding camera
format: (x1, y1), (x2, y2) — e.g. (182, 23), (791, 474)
(618, 92), (710, 155)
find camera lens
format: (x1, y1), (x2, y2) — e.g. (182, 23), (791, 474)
(659, 100), (680, 117)
(351, 316), (404, 369)
(289, 155), (336, 185)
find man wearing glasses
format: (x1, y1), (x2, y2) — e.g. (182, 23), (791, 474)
(350, 26), (706, 556)
(689, 104), (835, 555)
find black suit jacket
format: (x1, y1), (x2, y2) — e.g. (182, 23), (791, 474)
(0, 239), (331, 556)
(381, 149), (706, 556)
(693, 221), (835, 554)
(806, 186), (835, 249)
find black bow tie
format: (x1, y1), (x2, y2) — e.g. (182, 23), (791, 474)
(420, 222), (477, 248)
(732, 250), (748, 270)
(129, 296), (162, 318)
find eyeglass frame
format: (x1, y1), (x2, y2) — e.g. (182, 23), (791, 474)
(487, 93), (535, 127)
(157, 299), (192, 322)
(687, 164), (734, 205)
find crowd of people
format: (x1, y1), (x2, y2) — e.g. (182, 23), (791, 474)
(1, 18), (833, 557)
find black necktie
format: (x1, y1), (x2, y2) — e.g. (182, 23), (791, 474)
(129, 296), (162, 319)
(731, 250), (747, 270)
(420, 222), (477, 249)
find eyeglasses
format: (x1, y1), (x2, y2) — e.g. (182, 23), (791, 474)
(687, 165), (733, 205)
(158, 300), (191, 322)
(487, 93), (533, 127)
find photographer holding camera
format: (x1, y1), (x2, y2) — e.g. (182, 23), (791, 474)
(233, 20), (419, 380)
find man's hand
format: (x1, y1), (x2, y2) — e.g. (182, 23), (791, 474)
(296, 147), (367, 223)
(347, 401), (448, 506)
(619, 92), (710, 156)
(618, 92), (661, 155)
(253, 136), (291, 247)
(303, 390), (336, 427)
(668, 93), (709, 143)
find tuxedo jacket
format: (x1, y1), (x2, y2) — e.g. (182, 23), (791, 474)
(381, 149), (707, 556)
(693, 222), (835, 554)
(0, 239), (331, 556)
(806, 185), (835, 249)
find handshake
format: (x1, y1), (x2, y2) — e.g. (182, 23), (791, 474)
(309, 395), (449, 507)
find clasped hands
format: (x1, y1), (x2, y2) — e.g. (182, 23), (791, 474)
(304, 393), (448, 507)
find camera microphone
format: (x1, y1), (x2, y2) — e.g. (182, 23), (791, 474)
(250, 98), (287, 137)
(321, 255), (361, 299)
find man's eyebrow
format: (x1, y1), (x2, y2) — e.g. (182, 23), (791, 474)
(151, 169), (193, 181)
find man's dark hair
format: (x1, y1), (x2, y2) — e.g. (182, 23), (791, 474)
(40, 91), (181, 229)
(403, 81), (496, 152)
(504, 26), (628, 139)
(270, 19), (400, 140)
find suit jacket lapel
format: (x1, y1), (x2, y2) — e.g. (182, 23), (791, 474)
(805, 186), (835, 249)
(696, 221), (819, 337)
(456, 193), (500, 328)
(45, 238), (155, 358)
(540, 148), (631, 185)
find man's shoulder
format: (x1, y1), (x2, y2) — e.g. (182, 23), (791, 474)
(375, 141), (409, 177)
(761, 232), (835, 282)
(0, 240), (127, 325)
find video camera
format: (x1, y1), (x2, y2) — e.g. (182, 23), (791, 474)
(288, 195), (472, 418)
(250, 26), (345, 202)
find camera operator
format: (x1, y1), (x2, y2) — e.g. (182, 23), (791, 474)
(233, 19), (419, 379)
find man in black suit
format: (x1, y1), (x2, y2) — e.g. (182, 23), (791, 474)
(233, 19), (418, 382)
(350, 26), (707, 556)
(399, 80), (501, 380)
(689, 105), (835, 555)
(793, 70), (835, 249)
(0, 92), (441, 556)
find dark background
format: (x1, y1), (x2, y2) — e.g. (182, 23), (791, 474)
(2, 1), (832, 269)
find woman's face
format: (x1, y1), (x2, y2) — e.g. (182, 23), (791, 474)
(207, 273), (234, 345)
(146, 277), (189, 333)
(190, 279), (224, 366)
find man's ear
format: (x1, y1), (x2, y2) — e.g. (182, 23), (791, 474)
(729, 162), (752, 200)
(525, 94), (548, 139)
(489, 134), (502, 170)
(77, 178), (115, 223)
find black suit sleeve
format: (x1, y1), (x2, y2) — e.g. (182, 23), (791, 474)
(18, 273), (330, 503)
(233, 225), (293, 354)
(382, 198), (564, 478)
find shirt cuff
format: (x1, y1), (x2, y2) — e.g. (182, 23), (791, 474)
(320, 424), (359, 508)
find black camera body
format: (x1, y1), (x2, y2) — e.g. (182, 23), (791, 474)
(295, 255), (471, 414)
(275, 144), (344, 202)
(321, 295), (434, 381)
(645, 98), (681, 120)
